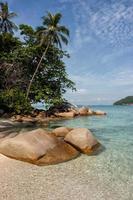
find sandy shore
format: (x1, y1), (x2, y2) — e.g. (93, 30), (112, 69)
(0, 153), (132, 200)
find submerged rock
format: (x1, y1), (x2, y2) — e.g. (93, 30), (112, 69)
(0, 128), (79, 165)
(64, 128), (101, 155)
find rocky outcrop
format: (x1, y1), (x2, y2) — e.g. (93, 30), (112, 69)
(68, 107), (79, 116)
(0, 128), (79, 165)
(47, 101), (77, 116)
(64, 128), (101, 155)
(93, 110), (106, 115)
(79, 107), (89, 116)
(11, 115), (34, 123)
(52, 127), (73, 137)
(78, 107), (95, 116)
(35, 111), (46, 119)
(7, 104), (106, 123)
(55, 111), (76, 118)
(87, 109), (94, 115)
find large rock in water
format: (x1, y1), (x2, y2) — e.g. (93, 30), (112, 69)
(79, 107), (89, 116)
(0, 129), (79, 165)
(55, 111), (75, 118)
(93, 110), (106, 115)
(64, 128), (101, 155)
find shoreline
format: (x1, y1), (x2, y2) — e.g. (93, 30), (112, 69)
(0, 150), (132, 200)
(0, 106), (133, 200)
(0, 106), (107, 128)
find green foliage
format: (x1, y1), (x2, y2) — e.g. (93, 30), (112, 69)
(26, 12), (70, 99)
(0, 89), (32, 114)
(0, 2), (18, 34)
(19, 24), (36, 45)
(37, 12), (69, 48)
(0, 33), (21, 54)
(114, 96), (133, 105)
(0, 2), (76, 114)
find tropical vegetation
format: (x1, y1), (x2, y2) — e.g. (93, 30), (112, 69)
(0, 2), (75, 114)
(114, 96), (133, 105)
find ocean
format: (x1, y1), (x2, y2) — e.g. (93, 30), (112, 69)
(48, 105), (133, 199)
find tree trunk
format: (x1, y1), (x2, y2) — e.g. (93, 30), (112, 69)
(26, 42), (50, 99)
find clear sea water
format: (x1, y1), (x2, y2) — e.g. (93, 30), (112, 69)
(48, 105), (133, 199)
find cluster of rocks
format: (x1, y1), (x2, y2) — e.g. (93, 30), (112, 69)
(9, 106), (106, 124)
(55, 106), (106, 118)
(0, 127), (101, 166)
(11, 110), (49, 124)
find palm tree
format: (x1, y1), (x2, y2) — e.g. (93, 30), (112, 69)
(0, 2), (17, 34)
(26, 12), (69, 99)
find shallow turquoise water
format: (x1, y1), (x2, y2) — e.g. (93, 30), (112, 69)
(48, 105), (133, 199)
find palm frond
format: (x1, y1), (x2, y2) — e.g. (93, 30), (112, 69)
(39, 12), (69, 48)
(0, 2), (8, 14)
(58, 25), (69, 37)
(42, 12), (53, 26)
(0, 2), (17, 34)
(54, 34), (62, 49)
(8, 12), (17, 19)
(54, 13), (62, 25)
(59, 33), (68, 45)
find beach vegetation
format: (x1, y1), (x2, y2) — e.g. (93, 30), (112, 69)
(0, 2), (75, 114)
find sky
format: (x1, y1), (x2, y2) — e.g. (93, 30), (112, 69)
(7, 0), (133, 105)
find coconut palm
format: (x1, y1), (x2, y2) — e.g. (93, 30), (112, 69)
(0, 2), (18, 34)
(26, 12), (69, 99)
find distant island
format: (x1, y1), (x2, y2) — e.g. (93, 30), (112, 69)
(114, 96), (133, 105)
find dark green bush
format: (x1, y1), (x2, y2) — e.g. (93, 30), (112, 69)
(0, 89), (32, 114)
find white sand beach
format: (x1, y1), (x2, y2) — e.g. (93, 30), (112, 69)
(0, 152), (132, 200)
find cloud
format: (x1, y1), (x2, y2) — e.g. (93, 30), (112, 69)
(89, 3), (133, 46)
(64, 67), (133, 104)
(111, 69), (133, 86)
(62, 0), (133, 48)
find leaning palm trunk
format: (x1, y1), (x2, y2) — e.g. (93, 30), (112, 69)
(26, 42), (50, 99)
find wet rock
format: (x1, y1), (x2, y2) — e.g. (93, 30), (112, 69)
(79, 107), (89, 116)
(93, 110), (106, 115)
(36, 111), (46, 119)
(47, 101), (78, 116)
(64, 128), (101, 155)
(36, 140), (79, 166)
(69, 108), (79, 116)
(55, 111), (76, 118)
(12, 115), (23, 122)
(87, 109), (94, 115)
(21, 116), (36, 123)
(0, 128), (79, 165)
(52, 127), (73, 137)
